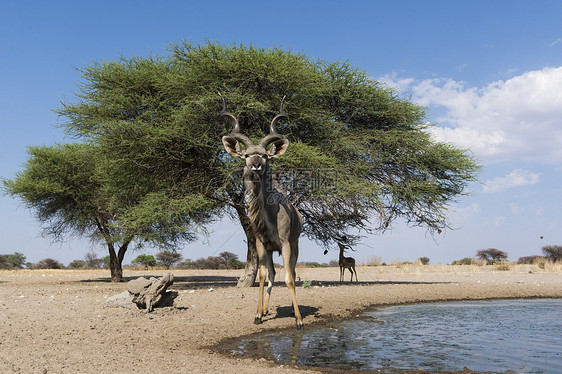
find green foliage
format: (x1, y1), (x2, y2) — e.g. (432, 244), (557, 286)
(1, 252), (27, 269)
(69, 259), (86, 269)
(302, 279), (312, 289)
(298, 262), (328, 268)
(101, 255), (110, 269)
(54, 41), (479, 249)
(452, 257), (474, 265)
(418, 256), (430, 265)
(131, 254), (157, 268)
(3, 144), (102, 241)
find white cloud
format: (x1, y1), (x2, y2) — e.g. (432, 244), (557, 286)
(482, 169), (540, 193)
(385, 67), (562, 163)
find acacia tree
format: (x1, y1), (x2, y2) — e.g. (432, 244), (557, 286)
(131, 254), (157, 269)
(3, 143), (214, 281)
(542, 245), (562, 262)
(156, 250), (183, 269)
(476, 248), (508, 265)
(43, 42), (478, 286)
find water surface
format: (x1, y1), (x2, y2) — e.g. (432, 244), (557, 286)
(236, 299), (562, 373)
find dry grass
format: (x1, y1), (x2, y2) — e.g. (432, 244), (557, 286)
(361, 256), (383, 266)
(357, 263), (562, 275)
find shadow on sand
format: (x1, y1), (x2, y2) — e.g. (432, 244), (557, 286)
(80, 274), (451, 288)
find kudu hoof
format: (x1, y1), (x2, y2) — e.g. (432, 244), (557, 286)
(296, 321), (304, 330)
(254, 317), (263, 325)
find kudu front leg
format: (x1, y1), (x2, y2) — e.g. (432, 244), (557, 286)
(254, 262), (268, 324)
(263, 254), (275, 316)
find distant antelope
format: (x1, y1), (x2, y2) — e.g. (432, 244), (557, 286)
(338, 243), (357, 282)
(220, 95), (304, 329)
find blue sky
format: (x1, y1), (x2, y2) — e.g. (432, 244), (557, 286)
(2, 0), (562, 266)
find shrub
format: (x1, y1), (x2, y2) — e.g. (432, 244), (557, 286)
(298, 262), (327, 268)
(496, 263), (511, 271)
(34, 258), (64, 269)
(69, 259), (87, 269)
(418, 257), (430, 265)
(518, 255), (544, 264)
(362, 256), (382, 266)
(452, 257), (473, 265)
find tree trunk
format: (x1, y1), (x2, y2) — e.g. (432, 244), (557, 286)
(233, 203), (258, 288)
(95, 217), (131, 282)
(236, 233), (258, 287)
(107, 243), (122, 282)
(107, 241), (130, 282)
(109, 257), (123, 282)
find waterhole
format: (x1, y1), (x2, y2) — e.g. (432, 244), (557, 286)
(235, 299), (561, 373)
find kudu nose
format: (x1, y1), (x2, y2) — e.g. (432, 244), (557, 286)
(252, 162), (262, 170)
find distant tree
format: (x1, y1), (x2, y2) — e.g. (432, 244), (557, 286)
(218, 251), (240, 269)
(156, 250), (183, 269)
(542, 245), (562, 262)
(3, 252), (27, 269)
(418, 256), (430, 265)
(476, 248), (508, 265)
(452, 257), (473, 265)
(0, 255), (7, 269)
(69, 259), (86, 269)
(101, 255), (111, 269)
(298, 262), (327, 268)
(35, 258), (64, 269)
(84, 252), (103, 268)
(179, 259), (194, 269)
(131, 254), (157, 269)
(517, 255), (544, 264)
(193, 256), (221, 269)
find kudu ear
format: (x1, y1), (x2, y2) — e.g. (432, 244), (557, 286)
(267, 138), (289, 158)
(222, 136), (245, 158)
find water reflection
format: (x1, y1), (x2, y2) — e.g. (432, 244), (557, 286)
(237, 299), (562, 373)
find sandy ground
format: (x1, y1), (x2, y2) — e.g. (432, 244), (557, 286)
(0, 264), (560, 373)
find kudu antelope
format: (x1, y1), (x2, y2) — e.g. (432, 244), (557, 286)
(220, 95), (304, 329)
(338, 243), (357, 282)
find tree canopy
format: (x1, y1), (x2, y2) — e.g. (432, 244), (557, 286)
(476, 248), (508, 265)
(3, 143), (214, 281)
(5, 41), (480, 284)
(542, 245), (562, 262)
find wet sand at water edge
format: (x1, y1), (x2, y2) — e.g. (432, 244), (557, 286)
(0, 264), (560, 373)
